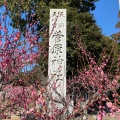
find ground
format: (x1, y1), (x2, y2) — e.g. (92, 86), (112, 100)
(74, 114), (120, 120)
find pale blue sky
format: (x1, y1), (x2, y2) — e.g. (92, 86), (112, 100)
(91, 0), (119, 36)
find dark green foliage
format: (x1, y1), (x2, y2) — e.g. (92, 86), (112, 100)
(0, 0), (99, 32)
(38, 11), (108, 78)
(115, 21), (120, 28)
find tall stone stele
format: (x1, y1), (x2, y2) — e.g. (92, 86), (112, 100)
(48, 9), (66, 105)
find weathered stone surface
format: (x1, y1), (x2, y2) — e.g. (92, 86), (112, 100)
(11, 115), (20, 120)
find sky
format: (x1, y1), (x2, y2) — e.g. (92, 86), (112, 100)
(91, 0), (119, 37)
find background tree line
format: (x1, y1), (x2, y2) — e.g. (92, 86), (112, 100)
(0, 0), (119, 90)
